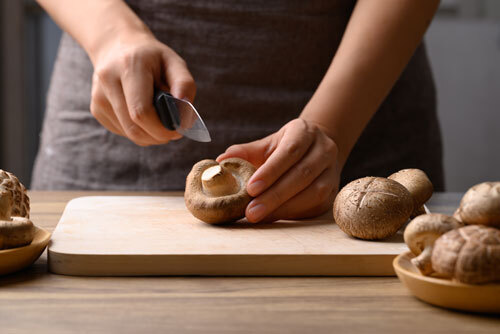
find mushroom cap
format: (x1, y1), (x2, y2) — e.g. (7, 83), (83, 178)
(0, 189), (13, 220)
(0, 217), (35, 250)
(333, 176), (414, 240)
(0, 169), (30, 218)
(185, 158), (256, 224)
(454, 182), (500, 227)
(388, 169), (433, 215)
(431, 225), (500, 284)
(404, 213), (462, 256)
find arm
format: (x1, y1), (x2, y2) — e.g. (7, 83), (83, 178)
(218, 0), (440, 222)
(301, 0), (440, 166)
(37, 0), (196, 146)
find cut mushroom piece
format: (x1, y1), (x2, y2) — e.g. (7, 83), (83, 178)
(431, 225), (500, 284)
(388, 169), (433, 218)
(185, 158), (256, 224)
(0, 217), (35, 250)
(404, 213), (462, 275)
(454, 182), (500, 227)
(333, 177), (414, 240)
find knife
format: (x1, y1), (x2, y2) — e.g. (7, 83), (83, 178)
(153, 89), (211, 142)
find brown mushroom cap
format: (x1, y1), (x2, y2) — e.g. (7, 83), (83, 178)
(333, 177), (414, 240)
(0, 189), (13, 221)
(0, 217), (35, 250)
(185, 158), (256, 224)
(0, 169), (30, 218)
(404, 213), (462, 275)
(454, 182), (500, 227)
(388, 169), (433, 217)
(431, 225), (500, 284)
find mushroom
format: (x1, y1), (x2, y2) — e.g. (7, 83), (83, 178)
(0, 217), (35, 250)
(388, 169), (433, 218)
(0, 189), (12, 221)
(0, 172), (35, 250)
(453, 182), (500, 227)
(0, 169), (30, 218)
(431, 225), (500, 284)
(333, 177), (414, 240)
(403, 213), (462, 275)
(185, 158), (256, 224)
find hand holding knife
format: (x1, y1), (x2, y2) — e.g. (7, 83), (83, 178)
(153, 90), (211, 143)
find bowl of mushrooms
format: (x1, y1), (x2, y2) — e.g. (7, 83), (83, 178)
(393, 182), (500, 313)
(0, 170), (51, 276)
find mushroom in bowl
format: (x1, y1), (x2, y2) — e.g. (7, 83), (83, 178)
(453, 182), (500, 228)
(403, 213), (463, 275)
(431, 224), (500, 284)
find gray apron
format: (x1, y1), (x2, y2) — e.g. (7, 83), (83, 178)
(31, 0), (444, 191)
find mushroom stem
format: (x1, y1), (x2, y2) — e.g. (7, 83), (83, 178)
(411, 245), (434, 275)
(201, 165), (239, 197)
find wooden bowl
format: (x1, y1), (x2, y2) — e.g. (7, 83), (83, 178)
(0, 226), (51, 275)
(393, 251), (500, 313)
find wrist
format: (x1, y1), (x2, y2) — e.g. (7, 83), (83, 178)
(87, 18), (153, 65)
(299, 115), (349, 169)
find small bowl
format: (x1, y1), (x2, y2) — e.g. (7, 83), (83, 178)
(393, 251), (500, 313)
(0, 226), (51, 275)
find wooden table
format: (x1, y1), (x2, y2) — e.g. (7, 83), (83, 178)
(1, 192), (498, 333)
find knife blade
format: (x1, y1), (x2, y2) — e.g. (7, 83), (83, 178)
(153, 90), (211, 143)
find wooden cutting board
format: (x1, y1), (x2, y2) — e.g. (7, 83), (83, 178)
(48, 196), (409, 276)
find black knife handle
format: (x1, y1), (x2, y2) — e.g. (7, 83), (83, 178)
(153, 90), (181, 131)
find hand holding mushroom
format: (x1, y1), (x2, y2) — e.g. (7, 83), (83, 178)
(216, 118), (340, 223)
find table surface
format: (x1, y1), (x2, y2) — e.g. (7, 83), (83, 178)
(1, 191), (499, 333)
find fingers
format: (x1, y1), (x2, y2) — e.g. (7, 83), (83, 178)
(163, 52), (196, 102)
(89, 40), (194, 146)
(90, 76), (123, 136)
(121, 62), (180, 142)
(216, 135), (274, 168)
(254, 168), (338, 223)
(246, 119), (314, 197)
(245, 132), (337, 222)
(98, 70), (159, 146)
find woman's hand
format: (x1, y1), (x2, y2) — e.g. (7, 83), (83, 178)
(90, 31), (196, 146)
(36, 0), (196, 146)
(217, 118), (341, 223)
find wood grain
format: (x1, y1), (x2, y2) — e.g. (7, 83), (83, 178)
(48, 196), (408, 276)
(0, 191), (498, 334)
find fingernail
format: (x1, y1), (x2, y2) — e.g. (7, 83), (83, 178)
(247, 180), (266, 196)
(247, 203), (266, 222)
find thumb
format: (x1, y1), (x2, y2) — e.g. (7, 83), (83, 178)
(216, 136), (273, 168)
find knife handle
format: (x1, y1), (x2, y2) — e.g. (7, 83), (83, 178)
(153, 90), (181, 131)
